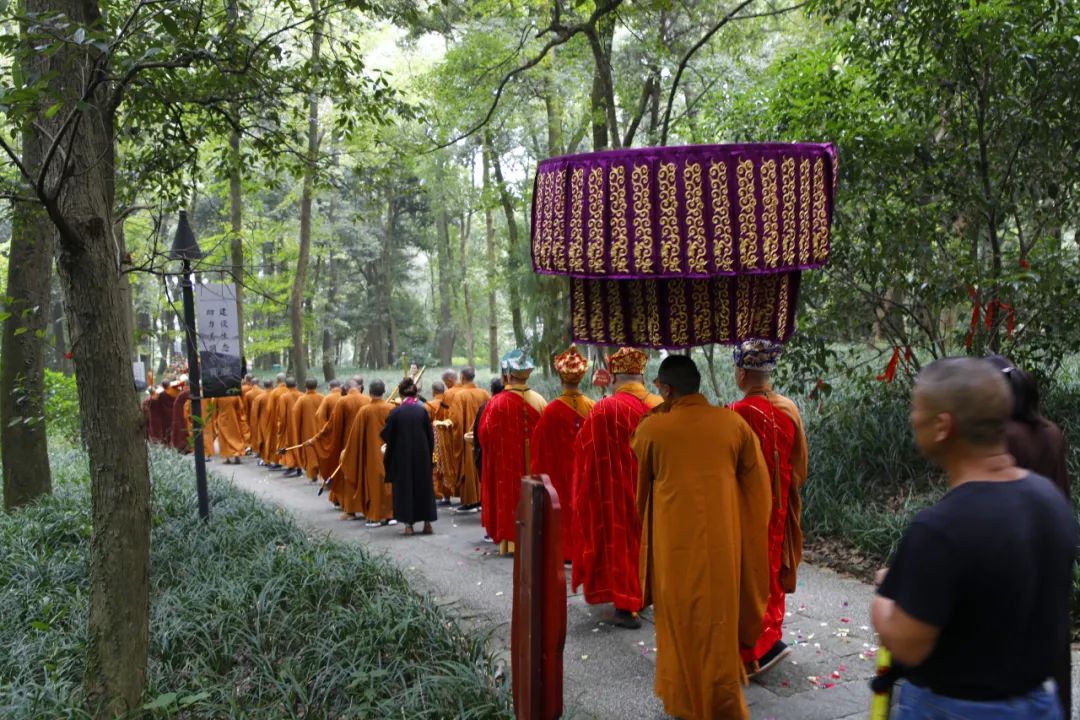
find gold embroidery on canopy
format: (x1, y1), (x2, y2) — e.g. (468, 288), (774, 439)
(658, 162), (681, 273)
(569, 168), (586, 273)
(532, 172), (547, 265)
(777, 274), (791, 339)
(668, 280), (690, 347)
(684, 162), (707, 274)
(691, 280), (711, 343)
(589, 278), (605, 341)
(761, 160), (780, 269)
(586, 166), (605, 273)
(708, 161), (734, 273)
(812, 157), (829, 262)
(631, 164), (654, 274)
(572, 278), (588, 340)
(542, 172), (555, 270)
(609, 165), (630, 274)
(736, 158), (759, 270)
(736, 275), (752, 339)
(781, 158), (796, 267)
(798, 158), (811, 266)
(607, 282), (626, 344)
(553, 170), (568, 272)
(713, 278), (732, 343)
(630, 282), (647, 344)
(752, 275), (779, 338)
(645, 280), (662, 346)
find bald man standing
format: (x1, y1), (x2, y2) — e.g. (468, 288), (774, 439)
(874, 358), (1075, 719)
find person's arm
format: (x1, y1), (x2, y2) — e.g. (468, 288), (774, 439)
(871, 590), (940, 666)
(874, 522), (951, 667)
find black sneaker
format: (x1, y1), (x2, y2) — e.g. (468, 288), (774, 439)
(612, 610), (642, 629)
(748, 641), (792, 678)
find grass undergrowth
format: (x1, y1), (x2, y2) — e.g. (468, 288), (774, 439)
(0, 445), (512, 719)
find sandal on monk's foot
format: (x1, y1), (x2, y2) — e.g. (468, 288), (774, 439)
(422, 523), (434, 535)
(611, 610), (642, 629)
(403, 526), (415, 536)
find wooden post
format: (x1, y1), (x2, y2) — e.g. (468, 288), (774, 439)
(512, 475), (567, 720)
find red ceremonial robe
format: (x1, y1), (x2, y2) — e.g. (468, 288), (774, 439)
(478, 389), (542, 544)
(731, 394), (796, 663)
(571, 385), (660, 612)
(531, 392), (594, 562)
(170, 389), (192, 451)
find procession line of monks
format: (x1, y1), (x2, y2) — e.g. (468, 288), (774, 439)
(142, 339), (806, 720)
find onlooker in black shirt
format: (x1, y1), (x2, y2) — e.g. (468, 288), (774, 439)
(873, 357), (1076, 719)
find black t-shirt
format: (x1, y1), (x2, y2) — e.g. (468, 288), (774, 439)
(878, 474), (1076, 700)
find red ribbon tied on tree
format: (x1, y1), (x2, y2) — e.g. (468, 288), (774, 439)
(965, 287), (1016, 350)
(876, 346), (913, 384)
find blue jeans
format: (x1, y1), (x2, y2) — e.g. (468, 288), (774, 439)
(895, 681), (1063, 720)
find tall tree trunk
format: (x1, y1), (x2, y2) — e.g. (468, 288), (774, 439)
(486, 142), (526, 347)
(1, 160), (55, 509)
(291, 1), (323, 385)
(25, 0), (151, 712)
(435, 165), (454, 365)
(544, 48), (565, 156)
(587, 11), (619, 152)
(52, 290), (72, 375)
(458, 212), (475, 364)
(226, 0), (245, 363)
(483, 151), (499, 373)
(321, 254), (337, 381)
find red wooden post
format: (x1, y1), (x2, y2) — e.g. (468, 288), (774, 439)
(512, 474), (567, 720)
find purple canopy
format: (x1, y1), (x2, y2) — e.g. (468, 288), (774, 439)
(529, 143), (836, 347)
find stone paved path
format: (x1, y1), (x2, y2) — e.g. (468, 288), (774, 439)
(213, 459), (1079, 719)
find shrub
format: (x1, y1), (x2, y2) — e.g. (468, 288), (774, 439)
(0, 446), (511, 719)
(43, 370), (80, 443)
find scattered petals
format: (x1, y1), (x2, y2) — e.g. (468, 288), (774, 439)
(495, 591), (504, 597)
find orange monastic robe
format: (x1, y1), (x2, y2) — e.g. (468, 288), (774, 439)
(242, 384), (262, 446)
(291, 389), (324, 480)
(427, 395), (453, 500)
(277, 388), (303, 468)
(183, 395), (215, 457)
(260, 383), (288, 461)
(440, 384), (463, 483)
(346, 398), (393, 522)
(249, 389), (271, 456)
(312, 390), (369, 506)
(310, 390), (344, 481)
(448, 382), (490, 505)
(211, 395), (247, 457)
(632, 394), (772, 720)
(531, 390), (595, 563)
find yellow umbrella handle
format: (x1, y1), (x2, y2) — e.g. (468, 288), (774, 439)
(870, 647), (893, 720)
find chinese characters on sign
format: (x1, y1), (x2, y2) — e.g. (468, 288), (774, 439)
(194, 282), (242, 397)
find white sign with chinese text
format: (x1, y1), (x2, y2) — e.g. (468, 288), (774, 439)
(194, 282), (242, 397)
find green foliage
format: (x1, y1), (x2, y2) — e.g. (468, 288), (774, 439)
(43, 370), (79, 443)
(0, 446), (512, 719)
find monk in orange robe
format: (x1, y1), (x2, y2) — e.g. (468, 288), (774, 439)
(347, 380), (394, 527)
(730, 340), (808, 677)
(309, 379), (343, 481)
(249, 379), (273, 459)
(274, 378), (303, 474)
(290, 378), (324, 481)
(305, 378), (368, 508)
(439, 370), (462, 484)
(632, 355), (771, 720)
(532, 345), (594, 563)
(259, 373), (288, 464)
(241, 375), (259, 446)
(426, 381), (454, 502)
(211, 393), (248, 464)
(477, 350), (546, 552)
(571, 347), (662, 628)
(448, 366), (489, 509)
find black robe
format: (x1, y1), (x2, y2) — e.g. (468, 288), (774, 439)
(381, 401), (437, 524)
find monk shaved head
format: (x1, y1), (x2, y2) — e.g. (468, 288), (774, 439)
(431, 381), (446, 395)
(461, 366), (476, 382)
(262, 380), (272, 389)
(305, 378), (318, 390)
(656, 355), (701, 398)
(276, 372), (286, 383)
(285, 377), (297, 388)
(369, 379), (385, 398)
(442, 370), (458, 383)
(328, 379), (342, 388)
(913, 357), (1011, 455)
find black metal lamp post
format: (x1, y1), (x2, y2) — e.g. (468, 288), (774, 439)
(171, 211), (210, 521)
